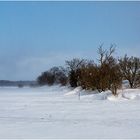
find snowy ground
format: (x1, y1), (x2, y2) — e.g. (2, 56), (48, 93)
(0, 86), (140, 139)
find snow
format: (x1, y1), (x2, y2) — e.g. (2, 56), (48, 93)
(0, 86), (140, 138)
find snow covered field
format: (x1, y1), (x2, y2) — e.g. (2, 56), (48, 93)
(0, 86), (140, 139)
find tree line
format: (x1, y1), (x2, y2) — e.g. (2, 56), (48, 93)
(37, 45), (140, 95)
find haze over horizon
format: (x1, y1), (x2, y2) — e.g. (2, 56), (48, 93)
(0, 1), (140, 81)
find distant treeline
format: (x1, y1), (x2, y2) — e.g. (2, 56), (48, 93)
(0, 80), (37, 87)
(37, 45), (140, 95)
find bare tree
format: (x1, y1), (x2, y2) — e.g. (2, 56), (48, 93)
(65, 58), (87, 87)
(97, 44), (122, 95)
(119, 55), (140, 88)
(97, 44), (116, 65)
(37, 71), (55, 86)
(37, 66), (68, 86)
(65, 58), (86, 71)
(49, 66), (68, 85)
(76, 61), (97, 90)
(74, 46), (122, 95)
(109, 64), (122, 95)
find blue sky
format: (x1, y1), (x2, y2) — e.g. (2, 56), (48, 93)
(0, 1), (140, 80)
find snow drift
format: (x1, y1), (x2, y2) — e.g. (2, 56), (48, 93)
(0, 86), (140, 138)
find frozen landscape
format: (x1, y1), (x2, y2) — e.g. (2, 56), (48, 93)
(1, 1), (140, 139)
(0, 86), (140, 139)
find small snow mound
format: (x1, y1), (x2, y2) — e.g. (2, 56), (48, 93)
(122, 94), (136, 100)
(122, 91), (140, 100)
(65, 87), (82, 96)
(65, 88), (112, 100)
(80, 92), (108, 101)
(90, 91), (111, 100)
(107, 93), (128, 101)
(107, 95), (120, 101)
(65, 87), (140, 101)
(107, 89), (140, 101)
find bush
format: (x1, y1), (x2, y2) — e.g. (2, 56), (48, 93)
(37, 44), (140, 96)
(37, 71), (55, 86)
(65, 58), (87, 87)
(75, 45), (122, 95)
(37, 66), (68, 86)
(119, 55), (140, 88)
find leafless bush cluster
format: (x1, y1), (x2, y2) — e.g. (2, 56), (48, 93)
(37, 66), (68, 86)
(37, 45), (140, 95)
